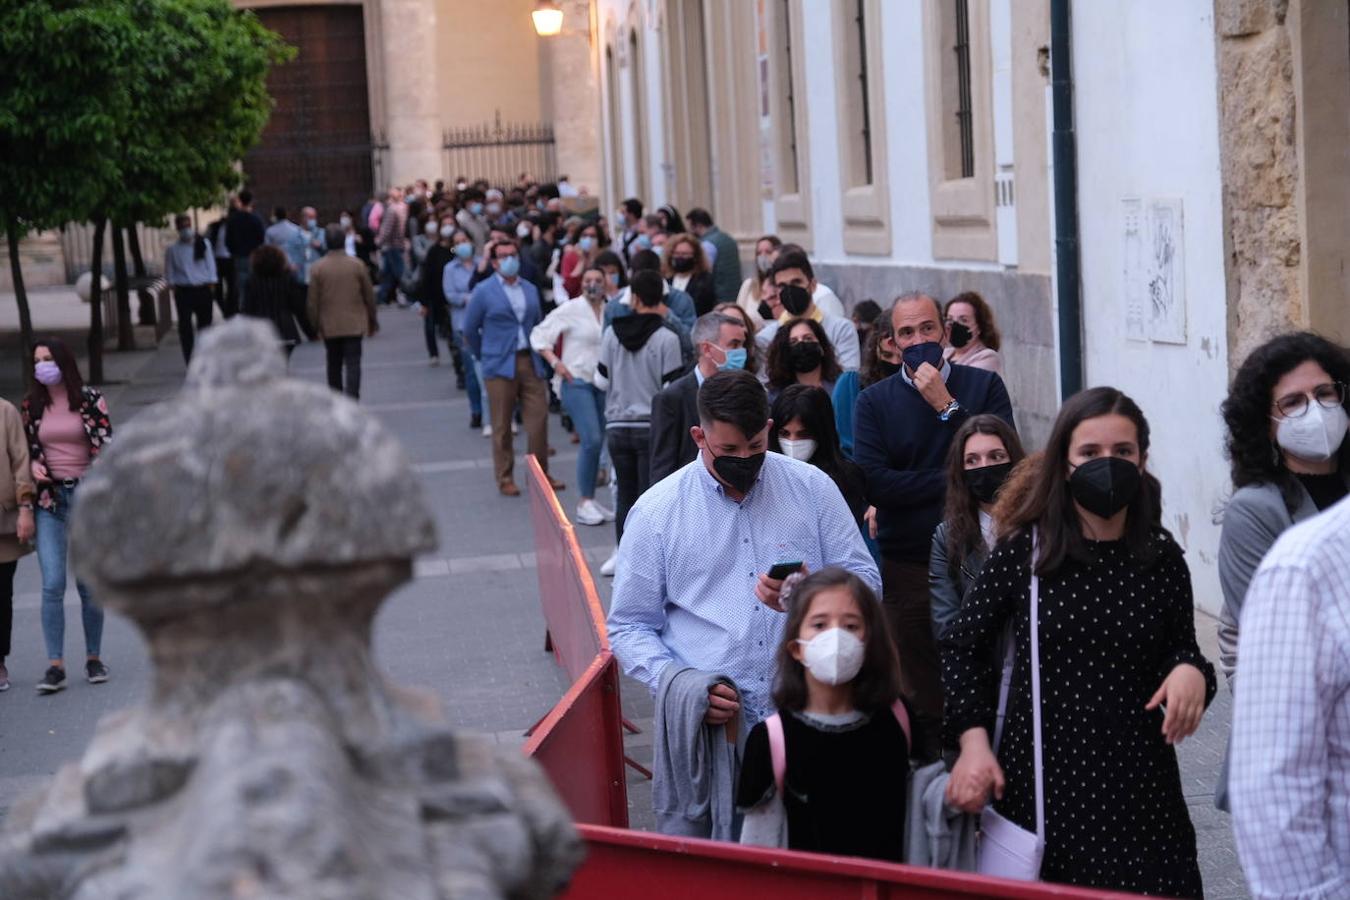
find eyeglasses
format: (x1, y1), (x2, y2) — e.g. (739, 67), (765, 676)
(1273, 382), (1347, 419)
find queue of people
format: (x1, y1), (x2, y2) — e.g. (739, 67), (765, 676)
(8, 175), (1344, 896)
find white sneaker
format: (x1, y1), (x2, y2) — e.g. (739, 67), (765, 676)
(429, 357), (440, 367)
(589, 500), (616, 522)
(482, 424), (492, 438)
(575, 500), (604, 527)
(599, 551), (619, 577)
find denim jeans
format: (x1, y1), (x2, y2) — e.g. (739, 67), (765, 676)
(461, 332), (484, 417)
(606, 426), (651, 544)
(377, 249), (405, 305)
(560, 380), (606, 497)
(36, 484), (103, 661)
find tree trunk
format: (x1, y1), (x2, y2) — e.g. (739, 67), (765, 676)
(126, 226), (156, 326)
(112, 224), (134, 351)
(88, 218), (106, 385)
(4, 216), (35, 386)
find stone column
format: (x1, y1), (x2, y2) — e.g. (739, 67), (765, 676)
(378, 0), (444, 187)
(544, 0), (603, 194)
(1213, 0), (1350, 365)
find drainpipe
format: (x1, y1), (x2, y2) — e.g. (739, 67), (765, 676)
(1050, 0), (1083, 399)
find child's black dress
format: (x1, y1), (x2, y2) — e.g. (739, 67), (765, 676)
(737, 705), (914, 862)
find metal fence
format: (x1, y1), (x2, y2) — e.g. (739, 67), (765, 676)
(443, 112), (557, 191)
(58, 221), (178, 283)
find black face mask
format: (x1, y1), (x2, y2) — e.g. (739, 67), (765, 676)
(671, 256), (695, 273)
(876, 359), (902, 379)
(1068, 457), (1141, 519)
(787, 341), (824, 373)
(963, 461), (1012, 505)
(948, 321), (973, 349)
(710, 449), (766, 494)
(778, 284), (812, 316)
(758, 301), (774, 322)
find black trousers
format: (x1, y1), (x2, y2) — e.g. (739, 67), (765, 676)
(1, 558), (16, 659)
(324, 336), (364, 399)
(881, 556), (943, 761)
(607, 426), (651, 544)
(173, 284), (215, 364)
(214, 256), (237, 319)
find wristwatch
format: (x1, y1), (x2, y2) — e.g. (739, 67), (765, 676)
(937, 399), (963, 422)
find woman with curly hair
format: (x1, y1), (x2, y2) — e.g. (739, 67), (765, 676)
(1213, 331), (1350, 809)
(766, 317), (842, 404)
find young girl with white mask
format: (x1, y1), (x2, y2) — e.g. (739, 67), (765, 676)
(738, 567), (919, 862)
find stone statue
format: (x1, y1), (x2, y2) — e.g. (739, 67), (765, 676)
(0, 320), (582, 899)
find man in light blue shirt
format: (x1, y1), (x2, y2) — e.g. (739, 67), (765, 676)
(608, 369), (880, 732)
(264, 207), (309, 280)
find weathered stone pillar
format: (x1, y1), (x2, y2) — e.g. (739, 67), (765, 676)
(0, 320), (581, 899)
(544, 0), (603, 193)
(379, 0), (444, 187)
(1213, 0), (1350, 366)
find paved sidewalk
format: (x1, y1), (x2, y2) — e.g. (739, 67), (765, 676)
(0, 306), (1247, 897)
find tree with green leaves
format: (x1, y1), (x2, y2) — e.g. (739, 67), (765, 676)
(0, 0), (290, 382)
(0, 0), (134, 383)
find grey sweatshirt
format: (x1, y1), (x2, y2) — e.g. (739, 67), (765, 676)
(595, 313), (685, 428)
(652, 666), (743, 841)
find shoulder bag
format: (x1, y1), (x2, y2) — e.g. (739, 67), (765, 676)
(975, 529), (1045, 880)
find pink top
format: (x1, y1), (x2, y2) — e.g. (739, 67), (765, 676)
(38, 392), (92, 480)
(945, 343), (1004, 375)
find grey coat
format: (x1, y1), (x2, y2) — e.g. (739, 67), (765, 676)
(652, 666), (743, 841)
(1214, 477), (1340, 810)
(928, 521), (989, 641)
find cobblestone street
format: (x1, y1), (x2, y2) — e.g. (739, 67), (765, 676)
(0, 309), (1247, 898)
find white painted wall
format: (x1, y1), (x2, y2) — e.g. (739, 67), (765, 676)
(796, 0), (844, 261)
(878, 0), (935, 265)
(1073, 1), (1229, 614)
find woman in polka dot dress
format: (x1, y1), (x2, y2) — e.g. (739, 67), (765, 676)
(941, 387), (1216, 897)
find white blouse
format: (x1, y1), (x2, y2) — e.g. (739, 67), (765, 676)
(529, 296), (605, 384)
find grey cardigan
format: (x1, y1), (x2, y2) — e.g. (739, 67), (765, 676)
(1214, 477), (1337, 811)
(1216, 479), (1326, 688)
(928, 521), (989, 641)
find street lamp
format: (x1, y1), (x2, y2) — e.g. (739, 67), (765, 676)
(532, 1), (564, 37)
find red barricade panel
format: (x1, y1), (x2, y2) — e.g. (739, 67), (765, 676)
(523, 653), (628, 828)
(525, 456), (606, 681)
(563, 825), (1136, 900)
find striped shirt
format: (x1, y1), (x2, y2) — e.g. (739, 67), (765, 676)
(1230, 495), (1350, 899)
(607, 451), (881, 726)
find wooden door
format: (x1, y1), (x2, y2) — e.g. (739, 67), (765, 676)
(243, 6), (373, 222)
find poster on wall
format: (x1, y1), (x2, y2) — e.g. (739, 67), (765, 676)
(1147, 198), (1186, 345)
(1121, 197), (1187, 345)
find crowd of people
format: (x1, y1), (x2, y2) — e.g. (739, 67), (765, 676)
(1, 175), (1345, 897)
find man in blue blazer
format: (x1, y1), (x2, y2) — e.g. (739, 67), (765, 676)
(464, 239), (564, 496)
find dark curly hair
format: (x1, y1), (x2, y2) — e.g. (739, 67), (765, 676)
(766, 317), (841, 390)
(1221, 332), (1350, 514)
(945, 291), (1002, 352)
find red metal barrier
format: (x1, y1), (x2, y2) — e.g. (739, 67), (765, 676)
(523, 455), (628, 827)
(526, 455), (606, 681)
(562, 826), (1134, 900)
(521, 653), (628, 828)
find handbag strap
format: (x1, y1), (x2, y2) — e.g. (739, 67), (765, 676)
(1029, 528), (1045, 842)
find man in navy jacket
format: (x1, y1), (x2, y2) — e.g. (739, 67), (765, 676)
(853, 292), (1015, 758)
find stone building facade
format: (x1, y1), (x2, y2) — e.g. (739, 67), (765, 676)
(592, 0), (1349, 616)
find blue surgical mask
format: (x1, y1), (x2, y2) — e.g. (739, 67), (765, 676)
(497, 255), (520, 278)
(607, 272), (620, 287)
(453, 243), (473, 259)
(178, 227), (194, 242)
(714, 345), (747, 372)
(578, 236), (595, 252)
(636, 234), (653, 250)
(902, 341), (945, 374)
(469, 202), (484, 216)
(306, 218), (317, 229)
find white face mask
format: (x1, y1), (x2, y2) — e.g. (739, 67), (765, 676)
(797, 627), (865, 686)
(340, 215), (352, 228)
(440, 224), (455, 238)
(779, 438), (817, 462)
(1274, 402), (1349, 463)
(516, 223), (532, 239)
